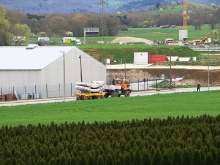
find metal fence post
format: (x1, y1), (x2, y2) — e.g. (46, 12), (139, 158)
(46, 84), (48, 98)
(71, 83), (72, 97)
(138, 79), (139, 91)
(59, 83), (60, 97)
(147, 78), (148, 90)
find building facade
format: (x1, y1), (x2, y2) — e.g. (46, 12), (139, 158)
(0, 46), (106, 99)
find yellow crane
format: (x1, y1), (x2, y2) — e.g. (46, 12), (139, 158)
(183, 0), (187, 30)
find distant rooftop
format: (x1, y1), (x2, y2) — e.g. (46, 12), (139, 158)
(0, 46), (75, 70)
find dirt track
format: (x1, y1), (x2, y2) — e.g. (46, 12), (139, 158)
(107, 68), (220, 85)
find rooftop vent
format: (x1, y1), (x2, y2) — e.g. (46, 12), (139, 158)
(26, 44), (38, 49)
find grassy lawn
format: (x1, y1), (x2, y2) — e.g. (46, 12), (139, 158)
(1, 90), (220, 127)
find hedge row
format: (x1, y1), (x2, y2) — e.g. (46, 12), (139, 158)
(0, 114), (220, 165)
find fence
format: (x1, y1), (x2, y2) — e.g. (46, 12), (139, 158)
(0, 83), (78, 101)
(0, 78), (175, 101)
(106, 75), (174, 91)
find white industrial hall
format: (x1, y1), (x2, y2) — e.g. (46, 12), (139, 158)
(0, 45), (106, 100)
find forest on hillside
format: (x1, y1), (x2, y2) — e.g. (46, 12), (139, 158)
(0, 0), (220, 13)
(1, 2), (220, 45)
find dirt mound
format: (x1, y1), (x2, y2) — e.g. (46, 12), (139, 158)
(107, 68), (220, 85)
(111, 37), (153, 44)
(184, 70), (220, 84)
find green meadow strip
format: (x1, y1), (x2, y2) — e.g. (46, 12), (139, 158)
(1, 91), (220, 127)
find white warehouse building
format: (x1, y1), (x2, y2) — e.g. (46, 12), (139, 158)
(0, 45), (106, 100)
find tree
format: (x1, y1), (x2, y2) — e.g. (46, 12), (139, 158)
(97, 155), (105, 165)
(105, 154), (114, 165)
(192, 150), (202, 165)
(151, 149), (162, 165)
(181, 149), (192, 165)
(6, 9), (30, 32)
(203, 152), (214, 165)
(37, 32), (47, 37)
(49, 16), (68, 37)
(123, 152), (132, 165)
(127, 13), (143, 27)
(29, 18), (39, 35)
(12, 24), (31, 45)
(133, 147), (142, 165)
(171, 149), (181, 165)
(161, 150), (171, 165)
(105, 16), (120, 36)
(142, 150), (151, 165)
(0, 5), (13, 45)
(38, 15), (53, 37)
(67, 13), (88, 37)
(141, 20), (149, 27)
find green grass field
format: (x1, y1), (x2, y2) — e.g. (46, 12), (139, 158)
(1, 91), (220, 127)
(29, 24), (220, 44)
(148, 2), (210, 15)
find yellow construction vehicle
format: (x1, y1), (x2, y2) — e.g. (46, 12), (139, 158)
(193, 30), (218, 45)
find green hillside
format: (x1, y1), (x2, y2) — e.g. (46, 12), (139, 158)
(148, 2), (212, 15)
(79, 45), (200, 64)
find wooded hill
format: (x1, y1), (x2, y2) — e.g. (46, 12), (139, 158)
(0, 0), (219, 13)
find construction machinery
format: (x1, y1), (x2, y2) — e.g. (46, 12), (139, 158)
(182, 37), (189, 45)
(75, 92), (107, 100)
(183, 0), (187, 30)
(193, 30), (218, 45)
(104, 77), (131, 97)
(75, 81), (107, 100)
(75, 78), (131, 100)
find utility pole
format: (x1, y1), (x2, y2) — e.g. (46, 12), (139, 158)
(169, 53), (172, 89)
(208, 46), (210, 91)
(79, 55), (83, 82)
(60, 51), (65, 102)
(124, 51), (127, 79)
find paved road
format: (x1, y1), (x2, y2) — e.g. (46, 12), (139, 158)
(1, 86), (220, 107)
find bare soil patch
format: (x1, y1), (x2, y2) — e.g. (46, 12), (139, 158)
(107, 68), (220, 85)
(111, 37), (153, 44)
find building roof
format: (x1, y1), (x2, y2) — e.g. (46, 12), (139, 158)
(0, 45), (75, 70)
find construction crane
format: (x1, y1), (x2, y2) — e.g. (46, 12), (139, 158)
(183, 0), (187, 30)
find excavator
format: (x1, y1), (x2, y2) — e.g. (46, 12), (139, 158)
(193, 30), (218, 45)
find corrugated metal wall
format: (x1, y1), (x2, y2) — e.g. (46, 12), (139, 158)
(0, 47), (106, 99)
(0, 70), (41, 98)
(40, 47), (106, 98)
